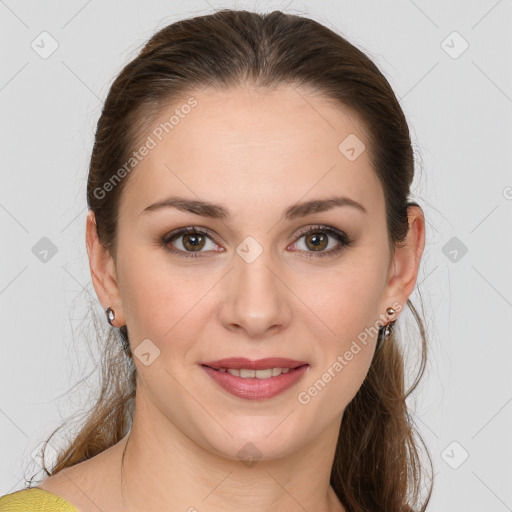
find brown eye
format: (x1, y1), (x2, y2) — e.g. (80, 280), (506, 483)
(162, 227), (221, 258)
(291, 225), (352, 258)
(162, 225), (351, 260)
(182, 232), (206, 251)
(304, 231), (329, 251)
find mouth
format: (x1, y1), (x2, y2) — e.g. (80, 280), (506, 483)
(201, 357), (309, 376)
(201, 365), (308, 379)
(200, 357), (310, 400)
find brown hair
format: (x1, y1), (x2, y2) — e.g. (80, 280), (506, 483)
(29, 9), (433, 511)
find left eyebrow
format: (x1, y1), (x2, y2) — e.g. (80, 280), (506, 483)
(140, 195), (367, 220)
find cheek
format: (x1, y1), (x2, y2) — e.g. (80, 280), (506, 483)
(116, 245), (198, 342)
(298, 303), (378, 419)
(305, 260), (384, 345)
(117, 250), (227, 371)
(297, 259), (384, 407)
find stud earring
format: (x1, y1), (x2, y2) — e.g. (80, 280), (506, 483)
(105, 306), (130, 354)
(105, 306), (116, 326)
(383, 306), (396, 338)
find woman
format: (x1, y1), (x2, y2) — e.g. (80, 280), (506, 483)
(0, 8), (433, 512)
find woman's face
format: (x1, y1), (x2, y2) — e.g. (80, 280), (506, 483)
(101, 85), (404, 461)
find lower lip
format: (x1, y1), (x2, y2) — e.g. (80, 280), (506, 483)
(201, 365), (309, 400)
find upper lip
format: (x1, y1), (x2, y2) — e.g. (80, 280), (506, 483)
(201, 357), (309, 370)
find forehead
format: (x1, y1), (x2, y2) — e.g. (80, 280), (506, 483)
(120, 85), (384, 221)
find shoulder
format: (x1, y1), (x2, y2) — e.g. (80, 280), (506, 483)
(35, 439), (126, 511)
(0, 488), (79, 511)
(0, 438), (127, 512)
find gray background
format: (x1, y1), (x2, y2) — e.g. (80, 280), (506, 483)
(1, 0), (511, 509)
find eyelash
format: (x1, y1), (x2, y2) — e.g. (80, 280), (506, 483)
(161, 224), (353, 260)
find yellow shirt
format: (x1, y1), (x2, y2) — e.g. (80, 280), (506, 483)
(0, 488), (79, 511)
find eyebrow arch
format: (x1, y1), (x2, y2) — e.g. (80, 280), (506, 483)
(140, 195), (367, 220)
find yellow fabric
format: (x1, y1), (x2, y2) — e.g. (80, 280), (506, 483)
(0, 488), (79, 511)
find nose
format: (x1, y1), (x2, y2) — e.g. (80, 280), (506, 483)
(219, 245), (292, 339)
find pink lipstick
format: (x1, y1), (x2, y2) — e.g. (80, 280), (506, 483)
(201, 357), (309, 400)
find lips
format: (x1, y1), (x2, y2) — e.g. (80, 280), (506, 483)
(201, 363), (310, 400)
(201, 357), (309, 371)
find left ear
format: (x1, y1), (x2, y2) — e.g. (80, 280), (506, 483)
(379, 204), (426, 317)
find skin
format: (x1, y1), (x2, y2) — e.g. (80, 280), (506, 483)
(40, 84), (425, 512)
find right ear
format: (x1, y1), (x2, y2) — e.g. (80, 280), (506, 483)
(85, 210), (126, 327)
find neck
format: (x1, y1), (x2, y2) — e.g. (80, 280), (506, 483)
(116, 392), (346, 512)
